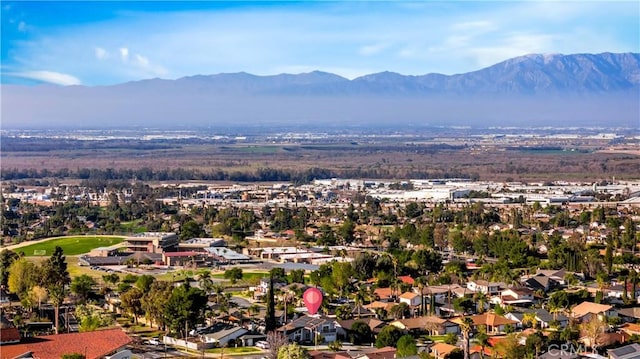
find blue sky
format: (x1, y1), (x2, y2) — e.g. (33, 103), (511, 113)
(2, 1), (639, 86)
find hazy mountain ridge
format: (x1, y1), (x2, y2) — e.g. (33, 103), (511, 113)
(2, 52), (639, 129)
(109, 52), (640, 95)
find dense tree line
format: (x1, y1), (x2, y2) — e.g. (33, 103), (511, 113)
(1, 166), (473, 183)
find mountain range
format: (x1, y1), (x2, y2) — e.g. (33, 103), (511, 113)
(2, 52), (639, 129)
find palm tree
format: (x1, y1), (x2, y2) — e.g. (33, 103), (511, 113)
(248, 304), (261, 319)
(522, 312), (538, 329)
(212, 284), (225, 305)
(199, 270), (214, 295)
(474, 291), (488, 314)
(352, 284), (371, 319)
(548, 301), (563, 321)
(460, 317), (474, 359)
(475, 325), (490, 359)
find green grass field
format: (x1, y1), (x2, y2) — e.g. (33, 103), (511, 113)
(17, 236), (124, 257)
(211, 271), (269, 281)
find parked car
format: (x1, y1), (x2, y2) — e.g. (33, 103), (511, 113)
(256, 341), (270, 349)
(148, 337), (161, 345)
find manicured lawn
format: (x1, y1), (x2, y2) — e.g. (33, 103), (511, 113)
(211, 271), (269, 281)
(17, 236), (124, 256)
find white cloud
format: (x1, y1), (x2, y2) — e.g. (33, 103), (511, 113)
(10, 70), (81, 85)
(3, 1), (637, 84)
(451, 20), (494, 31)
(119, 47), (129, 62)
(18, 21), (26, 32)
(95, 47), (107, 60)
(467, 33), (557, 67)
(359, 42), (391, 56)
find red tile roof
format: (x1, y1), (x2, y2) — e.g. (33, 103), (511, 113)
(398, 276), (415, 285)
(0, 328), (131, 359)
(374, 287), (393, 299)
(0, 327), (20, 344)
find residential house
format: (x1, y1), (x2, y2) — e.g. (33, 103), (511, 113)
(389, 316), (459, 335)
(571, 301), (617, 322)
(398, 276), (415, 286)
(337, 318), (386, 338)
(494, 287), (536, 306)
(523, 274), (559, 292)
(0, 328), (131, 359)
(349, 304), (376, 319)
(364, 301), (396, 317)
(504, 312), (525, 329)
(535, 269), (568, 285)
(0, 316), (20, 345)
(430, 342), (459, 359)
(609, 343), (640, 359)
(253, 277), (288, 299)
(278, 315), (341, 344)
(533, 308), (569, 329)
(606, 283), (640, 301)
(203, 326), (248, 346)
(466, 280), (501, 295)
(454, 313), (518, 334)
(620, 323), (640, 336)
(309, 347), (397, 359)
(374, 287), (394, 301)
(399, 292), (422, 308)
(618, 307), (640, 323)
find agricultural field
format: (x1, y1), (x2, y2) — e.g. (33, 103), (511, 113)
(15, 236), (124, 257)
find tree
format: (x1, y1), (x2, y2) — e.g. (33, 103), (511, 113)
(61, 353), (85, 359)
(352, 252), (377, 280)
(41, 246), (70, 334)
(70, 274), (96, 304)
(289, 269), (305, 284)
(135, 274), (155, 293)
(266, 330), (289, 359)
(180, 220), (204, 240)
(7, 258), (37, 300)
(164, 283), (208, 338)
(328, 340), (343, 352)
(102, 273), (119, 287)
(265, 274), (277, 332)
(141, 281), (173, 329)
(224, 267), (243, 284)
(396, 334), (418, 357)
(493, 334), (525, 359)
(48, 285), (66, 334)
(522, 312), (538, 329)
(120, 287), (144, 325)
(474, 292), (488, 314)
(277, 342), (310, 359)
(460, 317), (474, 359)
(525, 331), (545, 358)
(581, 315), (606, 353)
(389, 302), (410, 319)
(475, 325), (490, 359)
(29, 285), (48, 316)
(350, 321), (373, 345)
(0, 249), (19, 287)
(376, 325), (403, 348)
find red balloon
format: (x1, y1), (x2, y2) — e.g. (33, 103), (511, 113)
(303, 287), (323, 315)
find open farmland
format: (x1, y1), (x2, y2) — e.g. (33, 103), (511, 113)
(1, 132), (639, 183)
